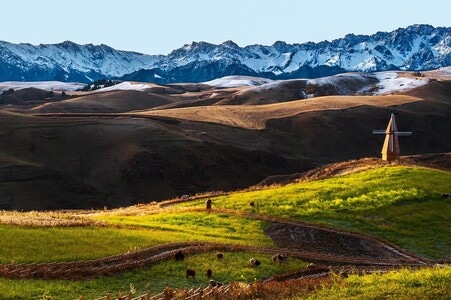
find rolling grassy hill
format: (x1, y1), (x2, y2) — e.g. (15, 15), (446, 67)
(176, 165), (451, 260)
(0, 70), (450, 210)
(0, 71), (449, 298)
(0, 162), (449, 299)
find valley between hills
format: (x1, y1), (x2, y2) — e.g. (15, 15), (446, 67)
(0, 68), (450, 299)
(0, 68), (450, 210)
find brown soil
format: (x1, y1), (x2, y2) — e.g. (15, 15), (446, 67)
(265, 222), (425, 265)
(404, 153), (451, 171)
(258, 154), (451, 186)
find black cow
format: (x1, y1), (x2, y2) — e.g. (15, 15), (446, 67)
(175, 251), (185, 261)
(206, 199), (212, 210)
(209, 280), (223, 287)
(186, 269), (195, 278)
(249, 258), (261, 267)
(272, 253), (288, 263)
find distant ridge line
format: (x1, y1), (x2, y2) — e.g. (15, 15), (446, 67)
(0, 24), (449, 83)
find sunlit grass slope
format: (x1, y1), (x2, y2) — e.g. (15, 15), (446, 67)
(0, 251), (307, 299)
(3, 258), (446, 299)
(0, 165), (449, 299)
(95, 212), (273, 247)
(0, 226), (156, 263)
(0, 213), (273, 263)
(179, 166), (451, 259)
(306, 265), (450, 300)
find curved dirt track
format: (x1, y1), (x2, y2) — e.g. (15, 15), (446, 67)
(0, 211), (430, 280)
(267, 222), (412, 263)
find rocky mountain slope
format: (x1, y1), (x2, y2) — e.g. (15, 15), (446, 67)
(0, 24), (449, 83)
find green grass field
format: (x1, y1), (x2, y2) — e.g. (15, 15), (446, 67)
(0, 225), (158, 263)
(94, 212), (274, 247)
(0, 165), (449, 299)
(0, 212), (273, 263)
(178, 166), (451, 259)
(0, 251), (308, 299)
(306, 265), (451, 300)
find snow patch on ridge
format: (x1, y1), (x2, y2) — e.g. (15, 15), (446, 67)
(307, 73), (371, 86)
(244, 80), (296, 93)
(434, 66), (451, 75)
(96, 81), (154, 92)
(374, 72), (429, 95)
(204, 76), (273, 88)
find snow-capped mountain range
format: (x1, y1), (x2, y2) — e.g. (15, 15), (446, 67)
(0, 24), (449, 84)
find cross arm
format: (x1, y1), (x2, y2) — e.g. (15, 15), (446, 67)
(372, 130), (386, 134)
(396, 132), (412, 136)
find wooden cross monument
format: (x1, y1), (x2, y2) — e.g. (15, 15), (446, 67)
(373, 114), (412, 161)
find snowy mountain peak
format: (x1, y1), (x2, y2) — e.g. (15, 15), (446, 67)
(220, 40), (240, 48)
(0, 24), (449, 84)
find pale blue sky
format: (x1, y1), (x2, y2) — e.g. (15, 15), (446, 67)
(2, 0), (450, 55)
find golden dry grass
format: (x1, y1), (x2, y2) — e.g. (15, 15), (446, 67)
(137, 95), (423, 129)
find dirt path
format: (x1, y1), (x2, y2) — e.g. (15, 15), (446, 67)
(0, 239), (426, 280)
(265, 222), (423, 265)
(0, 209), (430, 280)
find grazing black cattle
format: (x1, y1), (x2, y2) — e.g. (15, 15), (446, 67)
(207, 268), (212, 278)
(186, 269), (196, 278)
(209, 280), (223, 287)
(175, 251), (184, 261)
(249, 258), (256, 267)
(272, 253), (288, 263)
(249, 201), (255, 207)
(249, 258), (261, 267)
(441, 193), (451, 199)
(216, 252), (223, 259)
(205, 199), (212, 210)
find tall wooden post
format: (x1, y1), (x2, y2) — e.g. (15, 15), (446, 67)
(373, 114), (412, 161)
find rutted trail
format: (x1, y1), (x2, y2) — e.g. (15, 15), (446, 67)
(0, 210), (430, 280)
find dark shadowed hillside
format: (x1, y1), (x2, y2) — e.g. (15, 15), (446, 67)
(0, 112), (313, 210)
(0, 71), (450, 210)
